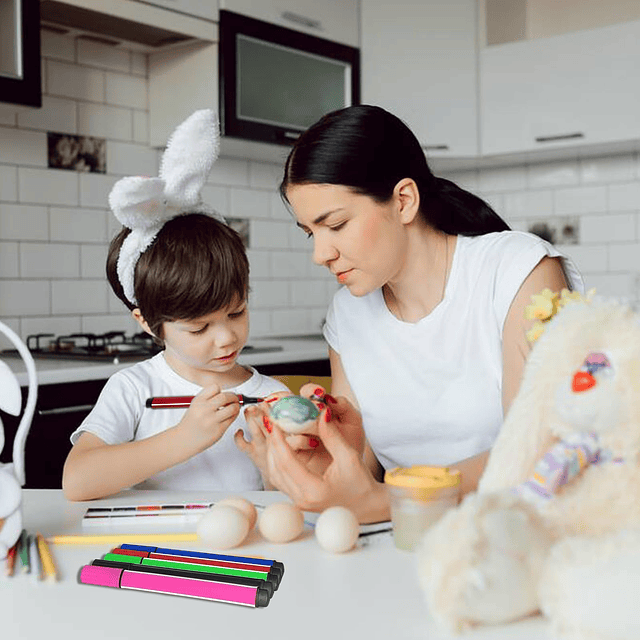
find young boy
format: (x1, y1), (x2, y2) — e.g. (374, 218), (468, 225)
(62, 111), (288, 500)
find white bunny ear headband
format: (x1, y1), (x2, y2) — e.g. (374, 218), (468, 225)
(109, 109), (226, 306)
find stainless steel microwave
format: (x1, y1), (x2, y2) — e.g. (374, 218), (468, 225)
(0, 0), (41, 108)
(219, 9), (360, 147)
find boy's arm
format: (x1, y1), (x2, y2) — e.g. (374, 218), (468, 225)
(62, 427), (205, 501)
(63, 384), (241, 501)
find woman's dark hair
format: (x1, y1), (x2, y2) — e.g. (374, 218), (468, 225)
(280, 105), (509, 236)
(107, 213), (249, 341)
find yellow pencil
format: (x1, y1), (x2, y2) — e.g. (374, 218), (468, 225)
(47, 532), (199, 546)
(36, 533), (57, 581)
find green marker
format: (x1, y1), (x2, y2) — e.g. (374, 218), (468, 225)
(102, 553), (279, 591)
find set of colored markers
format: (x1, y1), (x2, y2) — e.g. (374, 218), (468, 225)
(4, 529), (57, 581)
(79, 543), (284, 608)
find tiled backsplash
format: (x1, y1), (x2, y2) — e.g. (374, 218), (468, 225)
(441, 156), (640, 305)
(1, 30), (639, 349)
(0, 30), (335, 348)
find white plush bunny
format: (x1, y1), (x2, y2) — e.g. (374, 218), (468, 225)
(0, 321), (37, 559)
(417, 298), (640, 640)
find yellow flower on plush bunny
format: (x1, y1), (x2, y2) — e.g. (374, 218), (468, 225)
(417, 295), (640, 640)
(0, 321), (37, 559)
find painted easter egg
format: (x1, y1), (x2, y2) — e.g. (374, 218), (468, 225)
(269, 396), (320, 434)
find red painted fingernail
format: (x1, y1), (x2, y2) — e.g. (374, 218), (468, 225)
(309, 437), (320, 448)
(324, 407), (332, 421)
(263, 416), (272, 433)
(314, 387), (325, 397)
(325, 394), (337, 404)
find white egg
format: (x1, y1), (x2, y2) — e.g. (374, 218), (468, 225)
(315, 506), (359, 553)
(216, 496), (258, 529)
(197, 505), (250, 549)
(258, 502), (304, 543)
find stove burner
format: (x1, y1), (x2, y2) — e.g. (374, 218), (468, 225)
(23, 331), (161, 362)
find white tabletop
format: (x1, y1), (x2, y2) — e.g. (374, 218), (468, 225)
(1, 490), (553, 640)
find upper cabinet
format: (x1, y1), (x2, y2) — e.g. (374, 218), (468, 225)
(0, 0), (41, 108)
(480, 1), (640, 159)
(219, 0), (359, 47)
(39, 0), (216, 49)
(360, 0), (479, 159)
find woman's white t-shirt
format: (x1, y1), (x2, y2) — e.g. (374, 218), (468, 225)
(322, 231), (584, 469)
(70, 353), (288, 491)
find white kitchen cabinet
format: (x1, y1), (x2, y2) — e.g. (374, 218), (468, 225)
(132, 0), (217, 21)
(149, 40), (218, 148)
(360, 0), (479, 158)
(219, 0), (359, 47)
(480, 19), (640, 157)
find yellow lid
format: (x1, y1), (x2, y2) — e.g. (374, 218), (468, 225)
(384, 465), (461, 489)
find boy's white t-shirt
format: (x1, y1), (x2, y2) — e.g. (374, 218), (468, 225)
(70, 354), (288, 491)
(323, 231), (584, 470)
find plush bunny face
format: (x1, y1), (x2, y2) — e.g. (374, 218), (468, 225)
(549, 306), (640, 456)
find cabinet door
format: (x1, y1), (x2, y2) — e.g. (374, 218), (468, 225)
(149, 41), (218, 148)
(219, 0), (359, 47)
(361, 0), (479, 158)
(480, 19), (640, 156)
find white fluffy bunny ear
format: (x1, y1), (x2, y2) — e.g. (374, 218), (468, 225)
(109, 176), (167, 230)
(160, 109), (220, 207)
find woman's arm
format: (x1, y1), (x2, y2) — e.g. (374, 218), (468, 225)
(501, 256), (569, 415)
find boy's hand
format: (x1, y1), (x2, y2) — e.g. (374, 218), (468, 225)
(176, 383), (241, 452)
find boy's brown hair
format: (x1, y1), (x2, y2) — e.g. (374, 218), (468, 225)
(107, 213), (249, 342)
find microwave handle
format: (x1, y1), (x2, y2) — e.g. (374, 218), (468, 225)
(281, 11), (322, 31)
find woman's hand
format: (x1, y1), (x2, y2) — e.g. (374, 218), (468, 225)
(176, 383), (241, 451)
(234, 390), (320, 484)
(264, 404), (388, 523)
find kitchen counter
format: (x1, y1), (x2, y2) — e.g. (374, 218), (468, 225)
(4, 335), (329, 386)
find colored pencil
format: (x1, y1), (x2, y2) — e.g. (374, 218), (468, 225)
(29, 534), (40, 581)
(17, 529), (30, 573)
(36, 533), (57, 581)
(48, 532), (199, 545)
(5, 541), (18, 576)
(79, 564), (271, 607)
(146, 394), (264, 409)
(92, 558), (274, 598)
(102, 552), (279, 591)
(119, 544), (284, 577)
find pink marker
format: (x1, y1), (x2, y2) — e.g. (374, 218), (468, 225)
(79, 564), (270, 607)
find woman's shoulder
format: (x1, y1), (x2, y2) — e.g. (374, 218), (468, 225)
(462, 230), (546, 254)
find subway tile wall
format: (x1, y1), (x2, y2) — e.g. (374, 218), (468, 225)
(0, 30), (336, 349)
(2, 31), (640, 350)
(441, 155), (640, 306)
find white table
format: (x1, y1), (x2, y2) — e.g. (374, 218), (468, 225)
(1, 490), (552, 640)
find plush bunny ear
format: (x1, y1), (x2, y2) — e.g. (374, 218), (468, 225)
(109, 176), (167, 230)
(160, 109), (220, 207)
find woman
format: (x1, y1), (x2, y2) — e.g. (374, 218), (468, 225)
(236, 105), (583, 523)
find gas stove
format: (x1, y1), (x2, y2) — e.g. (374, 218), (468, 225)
(23, 331), (161, 361)
(1, 331), (282, 363)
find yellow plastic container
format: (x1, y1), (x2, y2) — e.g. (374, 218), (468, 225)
(384, 465), (461, 551)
